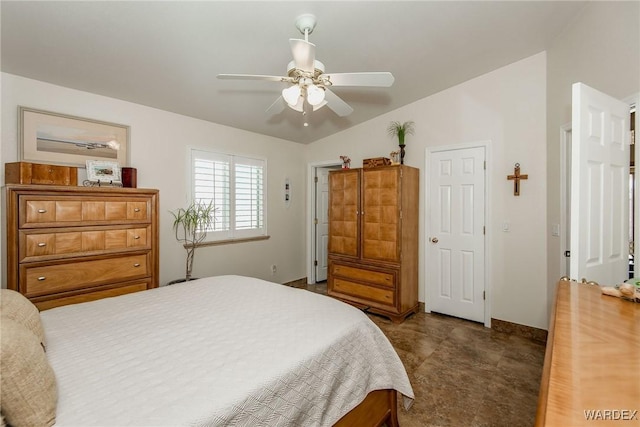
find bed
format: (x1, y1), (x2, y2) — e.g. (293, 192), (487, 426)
(1, 275), (414, 426)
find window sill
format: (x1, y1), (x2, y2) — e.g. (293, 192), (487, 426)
(185, 235), (270, 248)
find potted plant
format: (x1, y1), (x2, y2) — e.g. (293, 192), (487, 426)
(169, 201), (217, 284)
(387, 120), (415, 164)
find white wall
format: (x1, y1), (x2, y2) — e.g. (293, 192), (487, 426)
(546, 1), (640, 313)
(1, 73), (307, 287)
(306, 53), (548, 329)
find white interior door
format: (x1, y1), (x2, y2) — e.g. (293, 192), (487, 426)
(314, 167), (330, 282)
(570, 82), (629, 285)
(428, 146), (486, 322)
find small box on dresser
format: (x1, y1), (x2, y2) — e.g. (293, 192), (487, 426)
(5, 184), (159, 310)
(363, 157), (392, 168)
(5, 162), (78, 186)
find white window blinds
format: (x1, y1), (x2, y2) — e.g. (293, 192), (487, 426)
(191, 149), (266, 239)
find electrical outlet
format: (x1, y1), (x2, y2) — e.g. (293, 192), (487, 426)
(271, 264), (277, 275)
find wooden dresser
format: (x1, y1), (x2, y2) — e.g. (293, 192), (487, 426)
(536, 280), (640, 426)
(5, 185), (159, 310)
(327, 165), (419, 323)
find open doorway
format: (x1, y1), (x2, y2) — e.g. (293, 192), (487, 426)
(307, 161), (342, 284)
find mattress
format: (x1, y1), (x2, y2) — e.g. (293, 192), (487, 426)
(40, 275), (414, 426)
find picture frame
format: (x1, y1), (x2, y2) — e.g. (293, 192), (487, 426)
(19, 106), (129, 168)
(86, 160), (122, 184)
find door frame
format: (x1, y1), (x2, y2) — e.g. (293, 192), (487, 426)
(626, 94), (639, 275)
(424, 140), (492, 328)
(559, 122), (572, 278)
(306, 160), (342, 284)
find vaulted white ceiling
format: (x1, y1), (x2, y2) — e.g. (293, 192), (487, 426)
(1, 1), (586, 143)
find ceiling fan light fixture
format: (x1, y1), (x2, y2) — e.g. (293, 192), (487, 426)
(288, 97), (305, 112)
(218, 14), (393, 123)
(282, 85), (301, 106)
(306, 84), (325, 106)
(312, 100), (328, 111)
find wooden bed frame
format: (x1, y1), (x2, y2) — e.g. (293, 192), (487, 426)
(335, 389), (398, 427)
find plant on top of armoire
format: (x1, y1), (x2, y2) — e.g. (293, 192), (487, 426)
(169, 201), (216, 284)
(387, 120), (415, 146)
(387, 120), (415, 164)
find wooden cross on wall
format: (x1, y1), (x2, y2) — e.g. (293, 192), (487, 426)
(507, 163), (528, 196)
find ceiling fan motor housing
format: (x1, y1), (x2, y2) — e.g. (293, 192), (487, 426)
(286, 60), (326, 83)
(295, 14), (317, 36)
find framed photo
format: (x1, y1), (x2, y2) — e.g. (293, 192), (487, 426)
(86, 160), (122, 184)
(19, 106), (129, 167)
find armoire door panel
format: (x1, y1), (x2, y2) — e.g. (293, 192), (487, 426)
(363, 239), (397, 261)
(328, 170), (360, 257)
(362, 168), (400, 262)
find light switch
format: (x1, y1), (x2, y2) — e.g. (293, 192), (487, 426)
(502, 222), (510, 232)
(551, 224), (560, 237)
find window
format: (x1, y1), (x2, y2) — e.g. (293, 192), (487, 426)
(191, 148), (266, 241)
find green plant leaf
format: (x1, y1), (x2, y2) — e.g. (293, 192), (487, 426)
(169, 200), (217, 280)
(387, 120), (415, 145)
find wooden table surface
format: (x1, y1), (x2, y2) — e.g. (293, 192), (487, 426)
(536, 280), (640, 426)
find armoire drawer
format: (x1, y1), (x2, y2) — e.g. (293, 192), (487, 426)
(21, 254), (149, 297)
(21, 197), (150, 227)
(331, 278), (395, 307)
(330, 263), (395, 288)
(20, 227), (149, 261)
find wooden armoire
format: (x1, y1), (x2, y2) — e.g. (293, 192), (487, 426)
(327, 164), (419, 323)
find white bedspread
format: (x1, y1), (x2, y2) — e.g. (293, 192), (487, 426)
(41, 275), (414, 426)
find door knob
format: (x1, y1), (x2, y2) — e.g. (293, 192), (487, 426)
(431, 237), (439, 243)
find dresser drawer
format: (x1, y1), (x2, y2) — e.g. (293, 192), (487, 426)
(21, 197), (150, 227)
(20, 227), (150, 261)
(331, 278), (395, 307)
(331, 263), (395, 288)
(34, 281), (150, 311)
(21, 254), (149, 297)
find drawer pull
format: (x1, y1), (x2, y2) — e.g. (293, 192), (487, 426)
(38, 209), (47, 213)
(133, 263), (141, 267)
(134, 235), (140, 240)
(134, 208), (141, 212)
(38, 242), (47, 247)
(37, 276), (46, 281)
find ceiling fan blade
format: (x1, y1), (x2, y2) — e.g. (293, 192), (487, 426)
(265, 96), (286, 115)
(324, 89), (354, 117)
(217, 74), (290, 83)
(323, 72), (395, 87)
(289, 39), (315, 72)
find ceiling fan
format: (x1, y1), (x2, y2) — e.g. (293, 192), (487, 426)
(217, 14), (394, 125)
